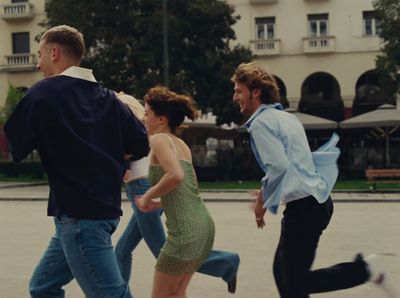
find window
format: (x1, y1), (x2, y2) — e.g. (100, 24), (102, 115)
(308, 14), (328, 37)
(12, 32), (30, 54)
(255, 17), (275, 40)
(363, 11), (381, 36)
(11, 0), (28, 3)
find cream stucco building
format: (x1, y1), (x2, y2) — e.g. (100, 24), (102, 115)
(0, 0), (386, 121)
(0, 0), (44, 107)
(225, 0), (385, 121)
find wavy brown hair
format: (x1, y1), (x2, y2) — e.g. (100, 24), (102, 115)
(144, 86), (199, 134)
(231, 62), (280, 104)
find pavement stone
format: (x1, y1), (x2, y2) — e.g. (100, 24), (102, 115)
(1, 200), (399, 298)
(1, 182), (399, 297)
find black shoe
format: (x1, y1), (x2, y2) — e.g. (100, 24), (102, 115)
(227, 274), (237, 294)
(354, 253), (365, 263)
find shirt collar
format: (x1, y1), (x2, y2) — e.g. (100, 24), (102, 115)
(243, 102), (283, 129)
(58, 66), (97, 82)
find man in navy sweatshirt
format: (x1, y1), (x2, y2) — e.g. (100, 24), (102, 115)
(4, 25), (148, 298)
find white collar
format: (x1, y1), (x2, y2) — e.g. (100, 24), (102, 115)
(58, 66), (97, 82)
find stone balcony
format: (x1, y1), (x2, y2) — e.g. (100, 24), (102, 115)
(250, 39), (281, 56)
(303, 36), (335, 54)
(1, 2), (34, 21)
(1, 53), (37, 72)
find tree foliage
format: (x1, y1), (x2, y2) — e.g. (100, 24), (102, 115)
(42, 0), (253, 125)
(0, 84), (24, 125)
(373, 0), (400, 96)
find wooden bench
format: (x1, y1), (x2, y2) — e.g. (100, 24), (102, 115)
(365, 169), (400, 191)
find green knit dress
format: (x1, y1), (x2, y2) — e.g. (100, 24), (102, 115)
(149, 159), (215, 275)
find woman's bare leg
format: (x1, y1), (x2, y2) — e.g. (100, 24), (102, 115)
(151, 270), (194, 298)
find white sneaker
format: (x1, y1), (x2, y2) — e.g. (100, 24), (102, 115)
(365, 254), (398, 298)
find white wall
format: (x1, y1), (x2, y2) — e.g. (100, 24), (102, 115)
(226, 0), (382, 108)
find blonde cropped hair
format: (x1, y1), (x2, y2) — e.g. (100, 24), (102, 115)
(116, 92), (145, 121)
(41, 25), (85, 62)
(231, 62), (280, 104)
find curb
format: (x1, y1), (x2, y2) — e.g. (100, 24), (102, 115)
(0, 182), (48, 189)
(200, 189), (400, 194)
(1, 184), (400, 193)
(1, 197), (400, 203)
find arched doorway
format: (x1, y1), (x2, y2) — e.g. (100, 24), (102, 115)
(299, 72), (344, 121)
(274, 75), (289, 108)
(353, 70), (393, 116)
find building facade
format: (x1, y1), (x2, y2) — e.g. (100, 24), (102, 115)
(0, 0), (387, 119)
(0, 0), (45, 107)
(225, 0), (387, 121)
(0, 0), (396, 173)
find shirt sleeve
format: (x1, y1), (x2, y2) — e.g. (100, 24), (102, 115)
(3, 94), (47, 162)
(117, 100), (149, 161)
(251, 121), (290, 213)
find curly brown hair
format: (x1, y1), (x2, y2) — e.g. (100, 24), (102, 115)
(144, 86), (199, 134)
(231, 62), (280, 104)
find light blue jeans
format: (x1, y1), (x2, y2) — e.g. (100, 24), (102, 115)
(115, 178), (165, 281)
(115, 178), (240, 283)
(30, 215), (131, 298)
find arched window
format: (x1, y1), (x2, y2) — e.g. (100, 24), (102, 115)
(273, 76), (289, 108)
(299, 72), (343, 121)
(353, 70), (393, 116)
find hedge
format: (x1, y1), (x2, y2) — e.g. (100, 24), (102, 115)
(0, 161), (46, 179)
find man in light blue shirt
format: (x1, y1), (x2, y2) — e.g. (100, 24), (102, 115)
(231, 62), (387, 297)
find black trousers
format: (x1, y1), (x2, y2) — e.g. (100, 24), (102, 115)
(273, 196), (369, 298)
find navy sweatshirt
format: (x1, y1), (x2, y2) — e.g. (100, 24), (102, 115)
(4, 75), (149, 219)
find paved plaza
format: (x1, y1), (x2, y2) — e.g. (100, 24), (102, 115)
(0, 185), (399, 297)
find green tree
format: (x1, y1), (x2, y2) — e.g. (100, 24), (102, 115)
(0, 84), (24, 125)
(42, 0), (253, 125)
(373, 0), (400, 96)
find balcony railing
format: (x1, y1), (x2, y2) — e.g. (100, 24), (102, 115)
(249, 0), (278, 4)
(1, 2), (34, 21)
(303, 36), (335, 54)
(2, 53), (36, 72)
(250, 39), (281, 56)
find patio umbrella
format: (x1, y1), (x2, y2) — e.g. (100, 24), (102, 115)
(184, 112), (237, 130)
(285, 108), (338, 130)
(340, 98), (400, 167)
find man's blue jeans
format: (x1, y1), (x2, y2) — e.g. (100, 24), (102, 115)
(115, 178), (240, 283)
(30, 215), (131, 298)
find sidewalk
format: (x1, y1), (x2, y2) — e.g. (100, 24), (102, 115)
(1, 182), (400, 202)
(1, 198), (399, 298)
(1, 183), (399, 298)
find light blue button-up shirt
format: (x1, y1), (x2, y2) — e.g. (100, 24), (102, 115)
(243, 104), (340, 214)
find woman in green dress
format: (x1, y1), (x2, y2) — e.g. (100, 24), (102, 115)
(136, 86), (215, 298)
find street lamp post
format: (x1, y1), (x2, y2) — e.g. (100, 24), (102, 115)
(162, 0), (169, 87)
